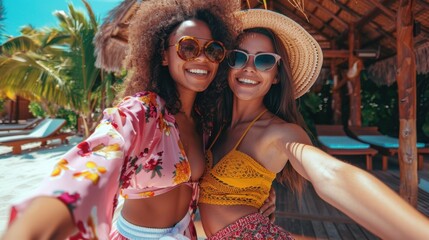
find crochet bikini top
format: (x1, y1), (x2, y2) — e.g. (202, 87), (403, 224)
(199, 110), (276, 208)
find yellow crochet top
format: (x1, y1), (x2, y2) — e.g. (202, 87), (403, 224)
(199, 110), (276, 208)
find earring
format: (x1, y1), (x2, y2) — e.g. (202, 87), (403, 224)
(161, 51), (168, 66)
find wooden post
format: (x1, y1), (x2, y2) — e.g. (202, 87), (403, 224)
(13, 96), (20, 123)
(348, 23), (362, 127)
(330, 60), (342, 125)
(397, 0), (418, 206)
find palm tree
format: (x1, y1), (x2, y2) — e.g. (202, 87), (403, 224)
(53, 0), (103, 136)
(0, 27), (73, 113)
(0, 0), (118, 136)
(0, 0), (5, 37)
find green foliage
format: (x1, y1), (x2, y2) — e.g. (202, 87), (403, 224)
(423, 114), (429, 139)
(417, 74), (429, 141)
(361, 73), (429, 141)
(0, 0), (122, 136)
(0, 98), (4, 113)
(298, 91), (322, 143)
(311, 72), (429, 142)
(56, 107), (78, 131)
(361, 76), (399, 136)
(28, 102), (46, 118)
(28, 101), (77, 131)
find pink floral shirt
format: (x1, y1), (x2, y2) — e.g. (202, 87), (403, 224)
(10, 91), (199, 239)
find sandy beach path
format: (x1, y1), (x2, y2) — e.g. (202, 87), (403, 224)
(0, 136), (83, 235)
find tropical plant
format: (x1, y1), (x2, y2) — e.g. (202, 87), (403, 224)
(298, 91), (322, 142)
(0, 28), (74, 112)
(360, 75), (399, 136)
(0, 98), (4, 114)
(0, 0), (5, 38)
(53, 0), (102, 136)
(417, 74), (429, 141)
(0, 0), (119, 137)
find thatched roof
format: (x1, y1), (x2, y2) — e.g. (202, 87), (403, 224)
(94, 0), (140, 72)
(95, 0), (429, 84)
(368, 41), (429, 86)
(249, 0), (429, 85)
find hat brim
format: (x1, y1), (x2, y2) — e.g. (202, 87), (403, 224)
(235, 9), (323, 99)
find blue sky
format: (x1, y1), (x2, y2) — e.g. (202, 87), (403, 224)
(3, 0), (122, 38)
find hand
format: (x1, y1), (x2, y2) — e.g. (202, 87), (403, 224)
(259, 187), (276, 223)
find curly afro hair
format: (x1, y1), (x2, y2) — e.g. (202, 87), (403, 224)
(121, 0), (241, 133)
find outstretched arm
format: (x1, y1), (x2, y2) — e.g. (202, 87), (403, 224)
(2, 197), (75, 240)
(284, 142), (429, 239)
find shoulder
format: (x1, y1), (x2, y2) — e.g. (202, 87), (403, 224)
(114, 91), (168, 115)
(103, 91), (170, 125)
(118, 91), (165, 108)
(264, 116), (311, 145)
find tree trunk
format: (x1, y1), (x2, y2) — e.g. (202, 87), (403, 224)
(330, 60), (342, 124)
(348, 23), (362, 127)
(397, 0), (418, 206)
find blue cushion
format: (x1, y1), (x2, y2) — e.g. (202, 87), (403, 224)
(318, 136), (370, 149)
(358, 135), (426, 148)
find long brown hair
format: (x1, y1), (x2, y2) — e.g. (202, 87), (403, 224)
(217, 28), (308, 195)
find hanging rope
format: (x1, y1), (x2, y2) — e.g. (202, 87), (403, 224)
(261, 0), (268, 9)
(287, 0), (308, 21)
(247, 0), (308, 21)
(246, 0), (250, 9)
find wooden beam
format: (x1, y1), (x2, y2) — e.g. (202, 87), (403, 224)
(364, 0), (396, 19)
(306, 0), (349, 29)
(335, 0), (396, 47)
(417, 0), (429, 9)
(323, 50), (349, 58)
(397, 0), (418, 206)
(356, 0), (396, 27)
(362, 6), (429, 48)
(334, 0), (361, 18)
(274, 2), (337, 39)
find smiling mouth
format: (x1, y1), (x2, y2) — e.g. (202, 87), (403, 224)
(237, 78), (258, 85)
(187, 69), (208, 75)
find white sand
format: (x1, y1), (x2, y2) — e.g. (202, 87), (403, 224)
(0, 136), (83, 236)
(0, 136), (206, 238)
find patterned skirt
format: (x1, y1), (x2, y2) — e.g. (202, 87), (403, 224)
(207, 212), (294, 240)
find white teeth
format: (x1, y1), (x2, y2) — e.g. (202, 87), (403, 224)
(188, 69), (208, 75)
(238, 78), (257, 84)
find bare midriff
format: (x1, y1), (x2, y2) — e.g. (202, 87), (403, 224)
(199, 203), (258, 237)
(121, 184), (193, 228)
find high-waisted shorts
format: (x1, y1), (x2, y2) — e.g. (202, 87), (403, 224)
(207, 212), (294, 240)
(110, 212), (193, 240)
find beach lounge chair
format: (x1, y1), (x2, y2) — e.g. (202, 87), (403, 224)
(348, 126), (429, 170)
(0, 118), (72, 154)
(315, 125), (378, 170)
(0, 118), (43, 132)
(0, 129), (33, 138)
(0, 119), (49, 137)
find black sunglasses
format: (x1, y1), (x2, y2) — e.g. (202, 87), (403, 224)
(168, 36), (226, 63)
(227, 49), (281, 71)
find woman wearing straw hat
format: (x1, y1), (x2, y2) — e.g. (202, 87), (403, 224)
(2, 1), (256, 239)
(198, 9), (429, 239)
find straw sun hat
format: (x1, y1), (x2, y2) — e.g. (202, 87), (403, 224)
(235, 9), (323, 99)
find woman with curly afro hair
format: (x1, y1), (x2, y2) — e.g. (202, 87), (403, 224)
(2, 1), (275, 239)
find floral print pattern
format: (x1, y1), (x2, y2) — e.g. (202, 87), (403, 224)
(11, 92), (197, 239)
